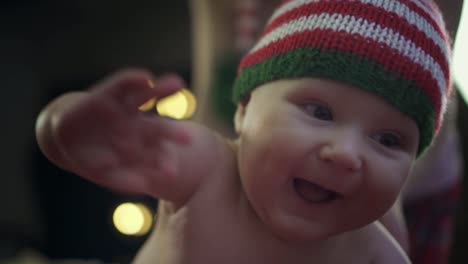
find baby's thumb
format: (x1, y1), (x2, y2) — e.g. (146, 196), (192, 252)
(153, 73), (186, 99)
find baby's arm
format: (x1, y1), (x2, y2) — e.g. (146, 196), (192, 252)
(35, 69), (220, 205)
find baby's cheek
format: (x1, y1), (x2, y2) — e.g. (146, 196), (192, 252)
(376, 157), (410, 191)
(363, 171), (401, 208)
(373, 177), (403, 210)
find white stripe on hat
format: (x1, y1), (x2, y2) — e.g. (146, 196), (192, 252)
(266, 0), (448, 59)
(271, 0), (442, 27)
(408, 0), (444, 26)
(363, 0), (448, 59)
(250, 13), (447, 112)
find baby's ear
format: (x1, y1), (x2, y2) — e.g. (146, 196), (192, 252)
(234, 95), (250, 134)
(234, 103), (247, 134)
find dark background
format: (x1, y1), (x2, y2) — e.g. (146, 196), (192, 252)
(0, 0), (467, 263)
(0, 1), (190, 263)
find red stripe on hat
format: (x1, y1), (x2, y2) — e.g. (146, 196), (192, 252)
(264, 0), (448, 51)
(408, 0), (437, 17)
(260, 1), (449, 80)
(399, 0), (446, 37)
(238, 28), (443, 124)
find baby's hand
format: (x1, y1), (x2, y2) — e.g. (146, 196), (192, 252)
(36, 69), (190, 194)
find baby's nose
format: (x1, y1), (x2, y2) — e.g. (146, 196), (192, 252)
(318, 132), (363, 172)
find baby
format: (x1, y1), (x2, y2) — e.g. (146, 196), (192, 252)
(35, 0), (452, 263)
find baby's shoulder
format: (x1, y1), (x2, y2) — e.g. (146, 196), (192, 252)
(184, 124), (237, 175)
(182, 130), (240, 197)
(353, 222), (411, 263)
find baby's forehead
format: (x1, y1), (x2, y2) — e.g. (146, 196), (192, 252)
(254, 77), (418, 124)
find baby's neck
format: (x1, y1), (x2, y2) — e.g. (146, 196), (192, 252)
(232, 186), (354, 260)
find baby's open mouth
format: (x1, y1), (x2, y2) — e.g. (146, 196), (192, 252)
(293, 178), (339, 203)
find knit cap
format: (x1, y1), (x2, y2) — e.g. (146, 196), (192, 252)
(232, 0), (452, 154)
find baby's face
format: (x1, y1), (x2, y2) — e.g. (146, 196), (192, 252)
(235, 78), (419, 242)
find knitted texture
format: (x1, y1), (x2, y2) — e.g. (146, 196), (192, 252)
(232, 0), (452, 154)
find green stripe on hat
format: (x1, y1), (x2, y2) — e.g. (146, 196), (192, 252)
(233, 47), (436, 154)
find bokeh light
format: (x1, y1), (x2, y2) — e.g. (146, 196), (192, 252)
(139, 80), (157, 111)
(138, 97), (156, 111)
(156, 88), (197, 119)
(139, 88), (197, 119)
(112, 203), (153, 236)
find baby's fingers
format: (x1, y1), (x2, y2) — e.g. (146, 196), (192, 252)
(128, 74), (187, 111)
(152, 73), (187, 99)
(93, 69), (186, 112)
(140, 116), (192, 146)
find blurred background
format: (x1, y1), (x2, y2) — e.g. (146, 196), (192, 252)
(0, 0), (467, 263)
(0, 1), (190, 263)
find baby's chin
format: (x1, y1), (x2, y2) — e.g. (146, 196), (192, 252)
(263, 213), (344, 243)
(262, 205), (380, 245)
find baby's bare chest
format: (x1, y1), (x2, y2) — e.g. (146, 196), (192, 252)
(137, 198), (373, 264)
(151, 199), (270, 263)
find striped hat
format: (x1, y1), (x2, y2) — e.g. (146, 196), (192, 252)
(232, 0), (452, 154)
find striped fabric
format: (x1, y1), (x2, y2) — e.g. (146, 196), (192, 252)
(232, 0), (452, 155)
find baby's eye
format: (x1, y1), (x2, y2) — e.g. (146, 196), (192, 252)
(302, 102), (333, 121)
(373, 132), (401, 148)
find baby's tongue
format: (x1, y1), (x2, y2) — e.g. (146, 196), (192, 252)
(293, 178), (336, 203)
